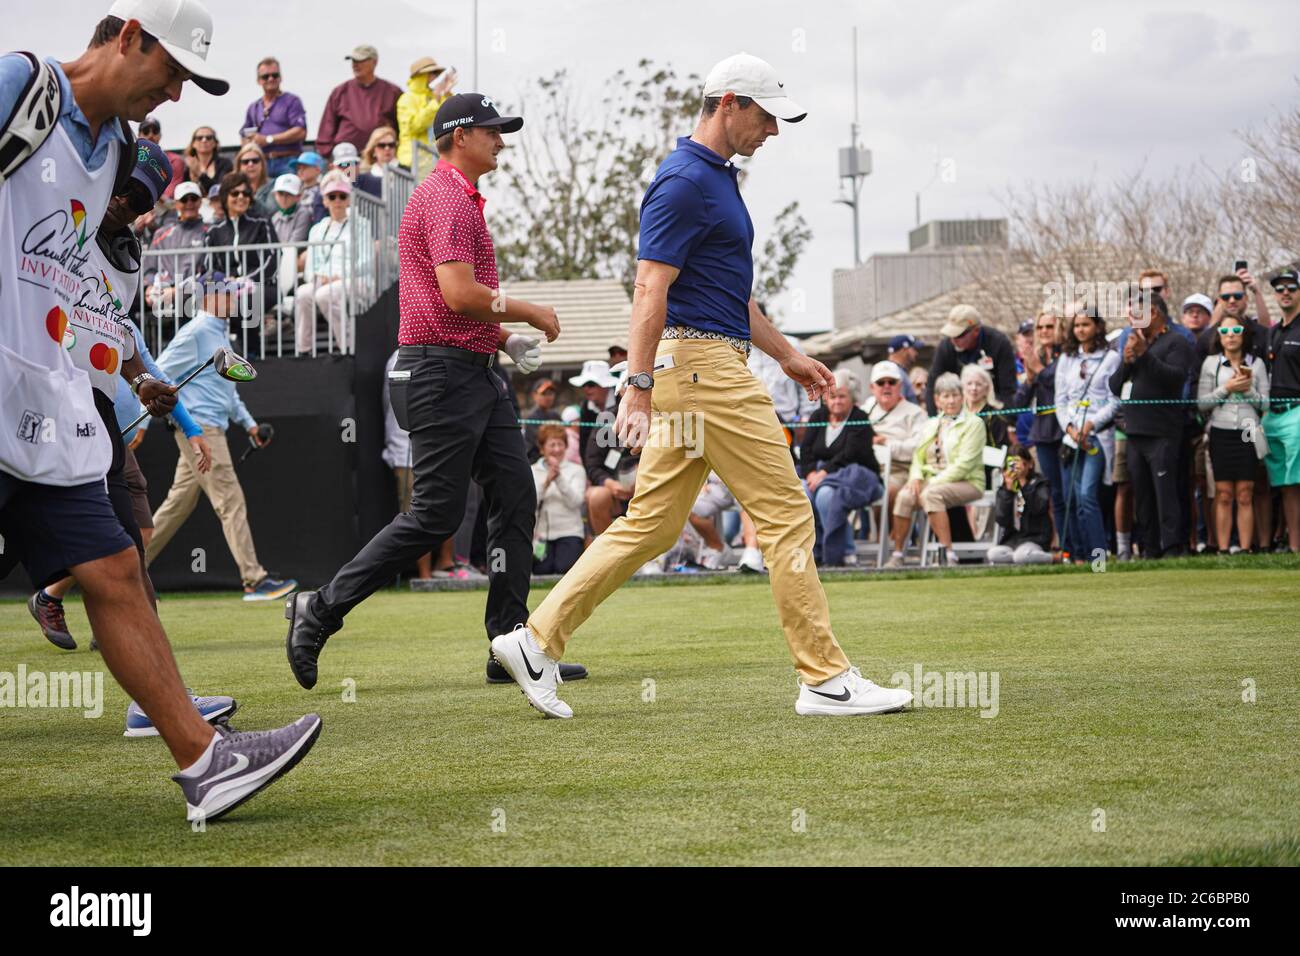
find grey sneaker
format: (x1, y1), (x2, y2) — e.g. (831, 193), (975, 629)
(884, 552), (905, 570)
(172, 714), (322, 823)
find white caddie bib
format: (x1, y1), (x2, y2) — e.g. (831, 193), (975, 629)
(70, 237), (139, 398)
(0, 119), (117, 484)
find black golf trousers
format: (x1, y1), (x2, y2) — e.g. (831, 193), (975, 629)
(315, 347), (536, 639)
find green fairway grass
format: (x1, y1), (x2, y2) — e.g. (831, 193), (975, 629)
(2, 563), (1297, 866)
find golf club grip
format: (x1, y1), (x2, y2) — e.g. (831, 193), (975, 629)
(119, 356), (214, 435)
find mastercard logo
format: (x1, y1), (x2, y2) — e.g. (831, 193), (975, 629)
(46, 306), (68, 343)
(89, 343), (120, 375)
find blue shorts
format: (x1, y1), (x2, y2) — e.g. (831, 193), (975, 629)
(0, 470), (135, 589)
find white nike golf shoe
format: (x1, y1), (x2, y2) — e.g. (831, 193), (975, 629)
(490, 625), (573, 719)
(794, 666), (913, 717)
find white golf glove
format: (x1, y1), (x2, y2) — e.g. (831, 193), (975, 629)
(504, 333), (542, 374)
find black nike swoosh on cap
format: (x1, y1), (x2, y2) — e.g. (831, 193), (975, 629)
(809, 686), (851, 702)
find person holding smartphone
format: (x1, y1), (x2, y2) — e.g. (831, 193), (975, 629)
(1198, 321), (1269, 553)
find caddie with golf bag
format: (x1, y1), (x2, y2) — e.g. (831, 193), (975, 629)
(141, 272), (297, 602)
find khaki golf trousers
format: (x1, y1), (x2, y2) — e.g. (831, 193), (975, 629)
(146, 425), (267, 588)
(529, 338), (850, 684)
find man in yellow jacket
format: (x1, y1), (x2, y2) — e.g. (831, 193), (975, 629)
(886, 371), (989, 567)
(397, 57), (456, 170)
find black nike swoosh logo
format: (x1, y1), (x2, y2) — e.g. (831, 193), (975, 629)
(809, 686), (851, 702)
(519, 648), (543, 682)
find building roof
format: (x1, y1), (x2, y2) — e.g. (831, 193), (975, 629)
(497, 278), (631, 370)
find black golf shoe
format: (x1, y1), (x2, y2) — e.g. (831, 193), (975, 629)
(486, 655), (588, 685)
(285, 591), (335, 690)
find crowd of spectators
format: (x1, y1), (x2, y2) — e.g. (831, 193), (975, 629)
(419, 265), (1298, 579)
(124, 46), (454, 355)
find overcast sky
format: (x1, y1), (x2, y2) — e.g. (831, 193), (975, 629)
(15, 0), (1296, 331)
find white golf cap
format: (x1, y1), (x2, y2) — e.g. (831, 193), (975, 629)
(1182, 293), (1214, 313)
(703, 52), (806, 122)
(273, 173), (302, 196)
(870, 360), (906, 383)
(107, 0), (229, 96)
(331, 142), (360, 165)
(568, 359), (618, 388)
(173, 180), (201, 200)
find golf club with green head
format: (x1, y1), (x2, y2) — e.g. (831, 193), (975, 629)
(121, 346), (256, 434)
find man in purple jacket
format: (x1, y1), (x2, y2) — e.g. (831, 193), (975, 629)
(315, 44), (401, 159)
(241, 56), (308, 177)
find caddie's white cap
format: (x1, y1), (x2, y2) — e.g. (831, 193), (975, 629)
(703, 52), (806, 122)
(107, 0), (229, 95)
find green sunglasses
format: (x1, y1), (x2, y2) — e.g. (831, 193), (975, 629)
(1217, 325), (1244, 335)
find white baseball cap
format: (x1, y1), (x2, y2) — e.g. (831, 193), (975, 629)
(173, 180), (201, 200)
(703, 52), (806, 122)
(871, 360), (907, 384)
(331, 142), (360, 166)
(107, 0), (229, 95)
(273, 173), (302, 196)
(1182, 293), (1214, 313)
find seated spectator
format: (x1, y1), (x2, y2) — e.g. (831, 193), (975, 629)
(583, 378), (635, 534)
(961, 364), (1008, 508)
(1055, 303), (1119, 562)
(183, 125), (231, 197)
(316, 44), (402, 160)
(233, 142), (276, 217)
(886, 372), (987, 568)
(397, 57), (456, 170)
(144, 181), (208, 316)
(864, 360), (927, 517)
(139, 113), (185, 199)
(1198, 319), (1270, 554)
(561, 404), (583, 464)
(313, 144), (374, 219)
(359, 126), (399, 196)
(987, 445), (1053, 564)
(293, 151), (326, 221)
(269, 173), (312, 244)
(242, 57), (308, 179)
(1265, 270), (1300, 553)
(800, 370), (882, 567)
(927, 304), (1018, 413)
(295, 177), (373, 354)
(1109, 290), (1197, 558)
(203, 183), (225, 225)
(532, 425), (587, 575)
(521, 379), (562, 464)
(910, 366), (929, 410)
(689, 474), (738, 569)
(203, 172), (277, 324)
(1013, 310), (1066, 540)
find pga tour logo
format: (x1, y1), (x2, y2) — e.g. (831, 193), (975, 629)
(49, 886), (151, 936)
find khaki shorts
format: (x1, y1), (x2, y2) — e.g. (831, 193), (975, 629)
(394, 466), (414, 513)
(893, 479), (983, 519)
(1112, 437), (1129, 484)
(123, 446), (152, 530)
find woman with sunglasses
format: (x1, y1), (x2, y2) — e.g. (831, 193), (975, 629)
(234, 142), (277, 217)
(1054, 303), (1119, 562)
(360, 126), (399, 188)
(202, 172), (277, 346)
(1198, 320), (1269, 553)
(295, 176), (373, 355)
(184, 126), (231, 197)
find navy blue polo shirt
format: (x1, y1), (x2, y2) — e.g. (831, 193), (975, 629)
(638, 137), (754, 339)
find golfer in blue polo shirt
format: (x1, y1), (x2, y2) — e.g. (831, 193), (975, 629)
(491, 53), (914, 720)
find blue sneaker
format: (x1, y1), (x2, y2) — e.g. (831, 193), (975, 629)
(124, 692), (238, 738)
(244, 576), (298, 602)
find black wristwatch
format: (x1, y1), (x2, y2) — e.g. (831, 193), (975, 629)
(626, 371), (654, 391)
